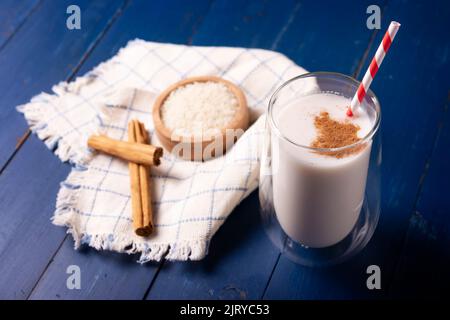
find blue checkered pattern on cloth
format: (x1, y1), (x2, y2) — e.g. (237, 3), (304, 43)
(17, 40), (306, 262)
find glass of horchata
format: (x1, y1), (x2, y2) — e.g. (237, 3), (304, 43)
(259, 72), (381, 266)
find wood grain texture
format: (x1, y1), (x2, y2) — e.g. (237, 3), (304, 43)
(0, 0), (127, 299)
(0, 0), (448, 300)
(0, 0), (40, 50)
(0, 136), (68, 299)
(0, 0), (127, 170)
(28, 0), (214, 300)
(264, 0), (450, 299)
(146, 0), (379, 300)
(389, 100), (450, 298)
(381, 0), (450, 298)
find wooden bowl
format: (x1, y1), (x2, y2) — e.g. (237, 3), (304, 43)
(152, 76), (249, 161)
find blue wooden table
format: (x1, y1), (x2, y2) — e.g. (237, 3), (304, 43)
(0, 0), (449, 300)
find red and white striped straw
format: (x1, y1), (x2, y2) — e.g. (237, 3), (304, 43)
(347, 21), (401, 117)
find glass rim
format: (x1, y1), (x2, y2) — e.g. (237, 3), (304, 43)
(268, 71), (381, 153)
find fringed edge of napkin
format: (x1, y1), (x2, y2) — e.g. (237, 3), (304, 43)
(15, 39), (214, 263)
(52, 166), (209, 262)
(50, 165), (211, 262)
(16, 39), (278, 263)
(16, 39), (146, 164)
(16, 93), (91, 165)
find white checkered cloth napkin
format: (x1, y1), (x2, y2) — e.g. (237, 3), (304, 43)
(18, 40), (306, 262)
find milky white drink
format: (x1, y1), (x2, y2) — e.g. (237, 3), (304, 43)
(271, 93), (374, 248)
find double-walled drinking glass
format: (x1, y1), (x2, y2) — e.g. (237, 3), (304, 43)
(259, 72), (381, 266)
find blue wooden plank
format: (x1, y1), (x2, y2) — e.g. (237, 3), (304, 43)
(257, 0), (382, 76)
(146, 0), (379, 300)
(28, 0), (214, 299)
(0, 0), (127, 299)
(29, 235), (159, 300)
(264, 0), (450, 299)
(0, 136), (68, 299)
(148, 193), (279, 300)
(389, 101), (450, 298)
(0, 0), (126, 170)
(0, 0), (40, 49)
(70, 0), (214, 75)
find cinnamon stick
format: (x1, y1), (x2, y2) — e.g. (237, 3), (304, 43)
(88, 135), (163, 166)
(128, 121), (145, 236)
(134, 120), (154, 236)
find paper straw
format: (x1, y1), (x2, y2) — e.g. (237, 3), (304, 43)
(347, 21), (401, 117)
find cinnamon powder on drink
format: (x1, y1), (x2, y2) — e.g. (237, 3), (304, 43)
(311, 111), (364, 158)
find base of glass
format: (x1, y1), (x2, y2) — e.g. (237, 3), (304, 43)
(260, 191), (379, 267)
